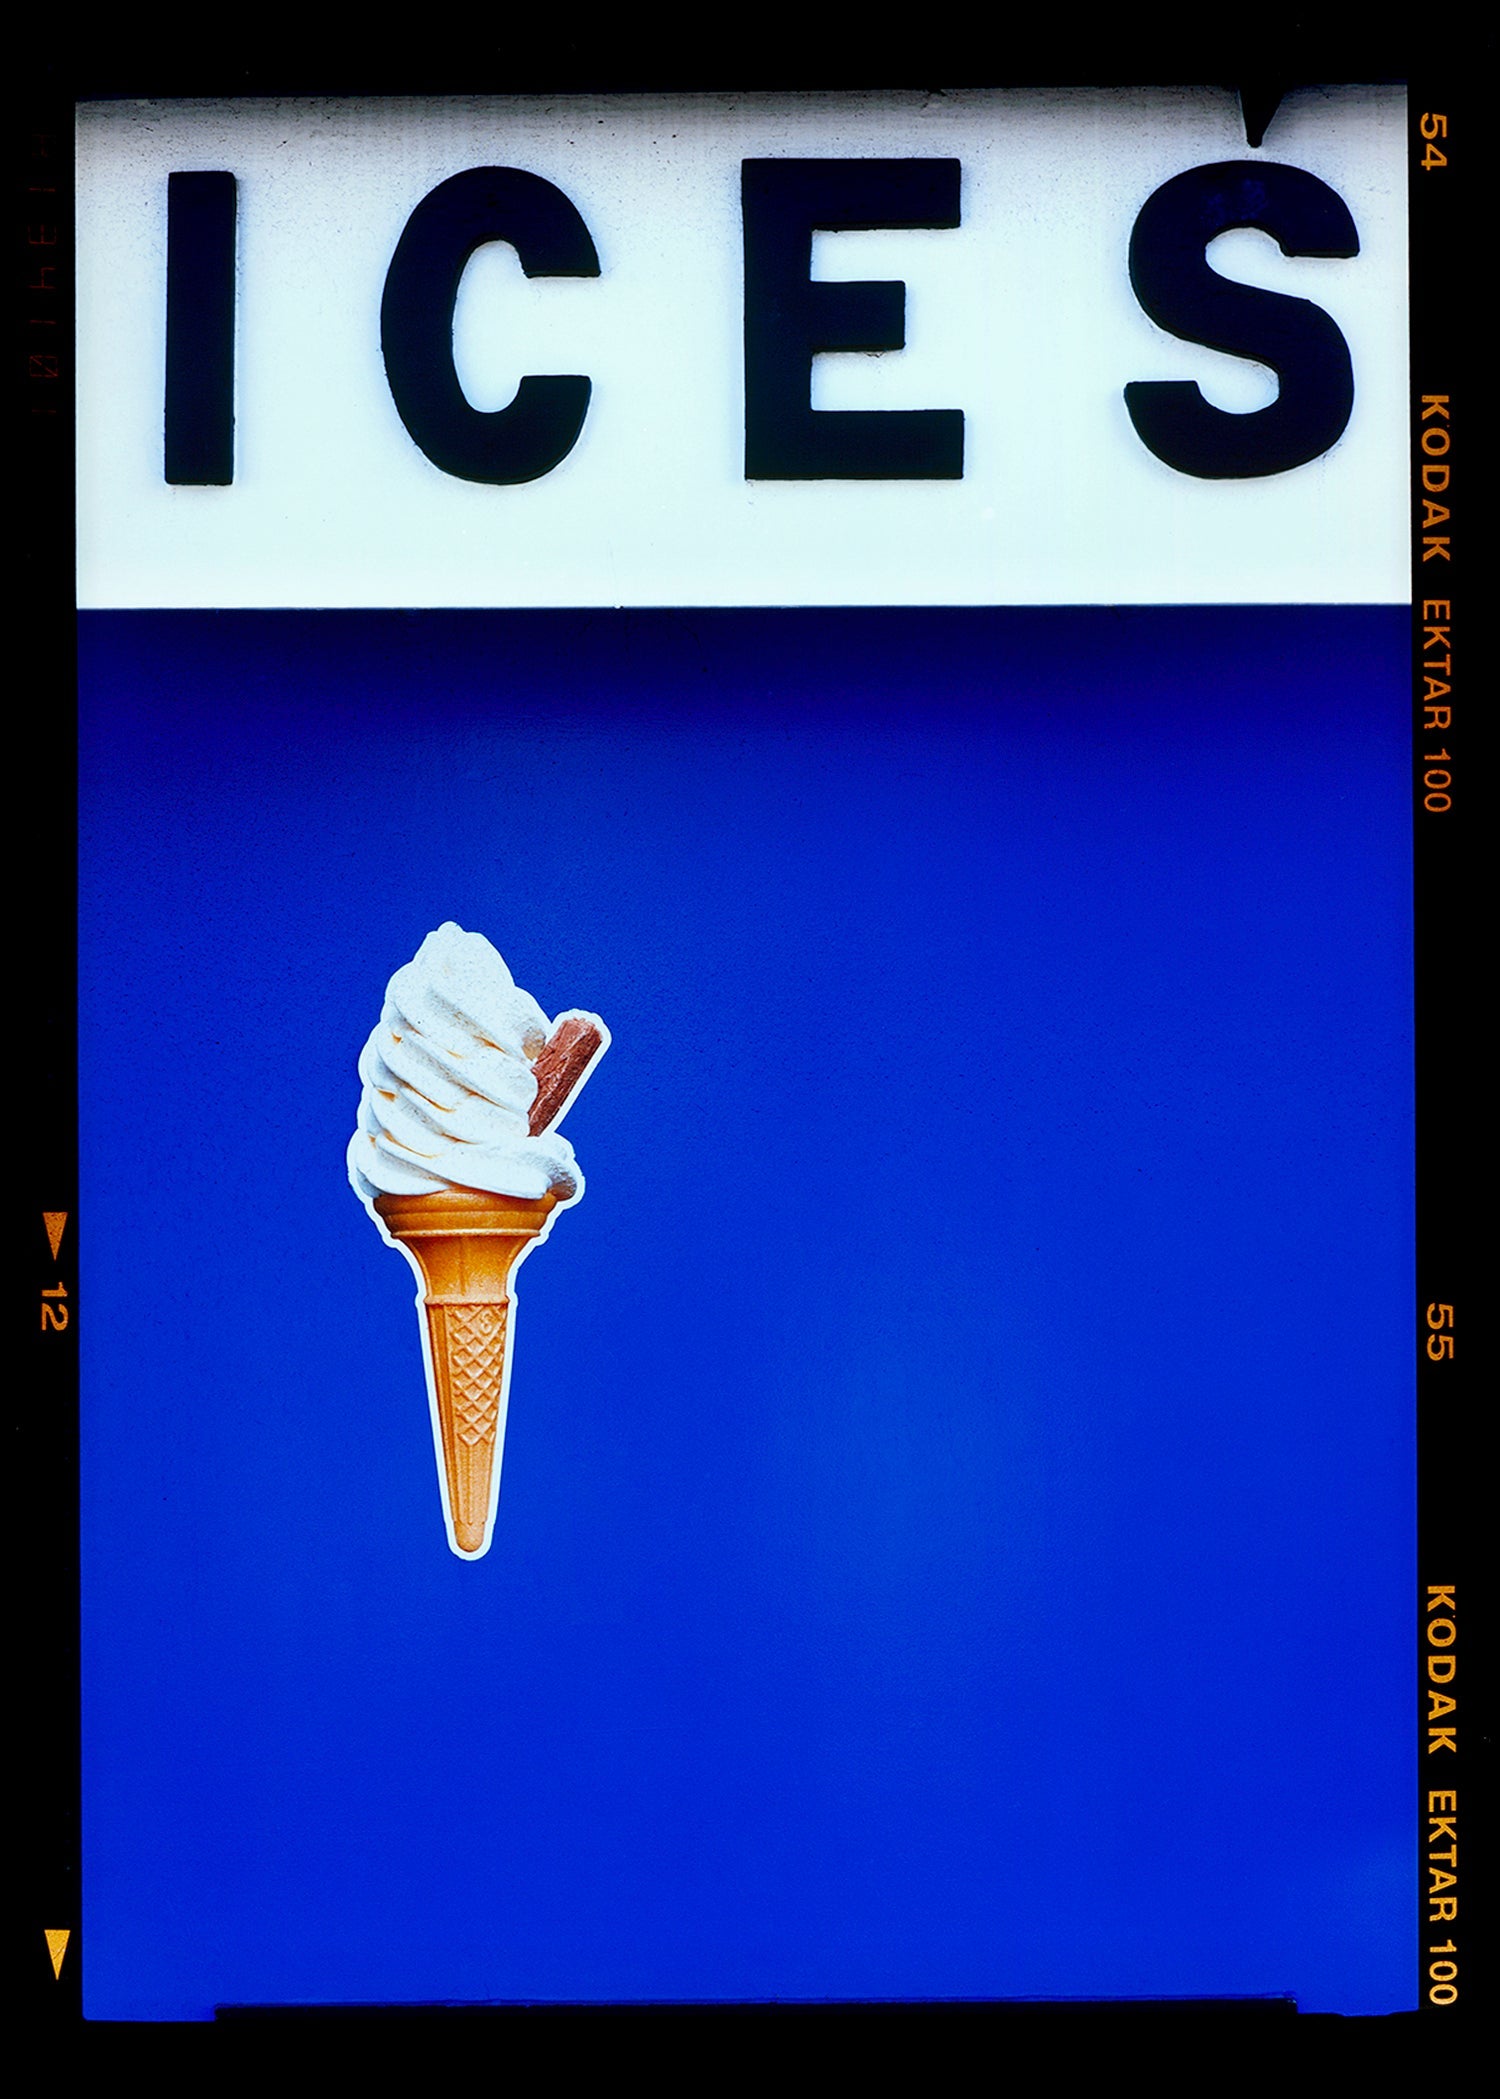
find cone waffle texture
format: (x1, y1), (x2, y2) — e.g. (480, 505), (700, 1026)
(374, 1187), (561, 1554)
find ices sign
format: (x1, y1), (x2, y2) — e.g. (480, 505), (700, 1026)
(77, 91), (1407, 607)
(168, 157), (1361, 488)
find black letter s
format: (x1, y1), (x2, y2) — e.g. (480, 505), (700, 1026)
(1125, 162), (1359, 479)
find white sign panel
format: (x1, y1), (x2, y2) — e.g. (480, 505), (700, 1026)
(77, 88), (1407, 608)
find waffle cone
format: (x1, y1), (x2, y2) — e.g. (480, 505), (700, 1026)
(374, 1187), (562, 1555)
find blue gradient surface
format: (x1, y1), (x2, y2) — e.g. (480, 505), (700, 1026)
(78, 607), (1414, 2016)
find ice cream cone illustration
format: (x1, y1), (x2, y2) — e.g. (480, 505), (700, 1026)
(349, 925), (609, 1558)
(374, 1187), (562, 1555)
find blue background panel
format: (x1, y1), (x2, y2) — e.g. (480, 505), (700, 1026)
(78, 607), (1413, 2017)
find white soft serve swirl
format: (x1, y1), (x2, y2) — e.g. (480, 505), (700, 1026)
(348, 924), (582, 1203)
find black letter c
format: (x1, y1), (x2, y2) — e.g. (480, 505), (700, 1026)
(381, 167), (600, 485)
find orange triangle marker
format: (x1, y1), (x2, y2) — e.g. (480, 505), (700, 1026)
(45, 1928), (69, 1979)
(43, 1212), (68, 1261)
